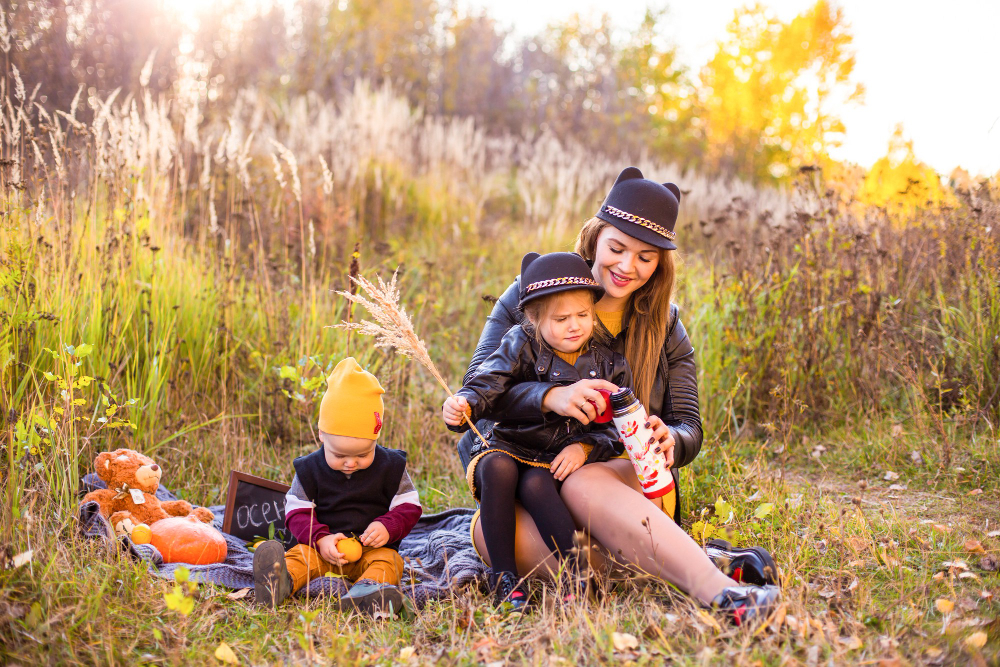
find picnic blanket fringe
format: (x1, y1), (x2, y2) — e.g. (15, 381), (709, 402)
(78, 473), (487, 609)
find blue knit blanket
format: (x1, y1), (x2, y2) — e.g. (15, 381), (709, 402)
(79, 474), (486, 608)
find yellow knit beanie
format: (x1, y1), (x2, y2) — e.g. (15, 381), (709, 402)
(318, 357), (385, 439)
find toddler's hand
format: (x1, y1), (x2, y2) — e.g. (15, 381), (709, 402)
(442, 395), (471, 426)
(316, 533), (349, 566)
(550, 443), (586, 481)
(361, 521), (390, 548)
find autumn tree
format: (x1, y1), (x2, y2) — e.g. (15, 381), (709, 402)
(860, 124), (947, 218)
(698, 0), (863, 183)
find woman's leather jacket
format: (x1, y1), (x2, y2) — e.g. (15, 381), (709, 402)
(449, 323), (631, 465)
(456, 277), (704, 483)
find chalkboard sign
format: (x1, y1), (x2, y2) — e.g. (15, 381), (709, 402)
(222, 471), (297, 549)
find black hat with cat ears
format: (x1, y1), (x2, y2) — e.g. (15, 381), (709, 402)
(595, 167), (681, 250)
(518, 252), (605, 307)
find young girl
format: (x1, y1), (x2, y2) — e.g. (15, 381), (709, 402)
(443, 251), (632, 610)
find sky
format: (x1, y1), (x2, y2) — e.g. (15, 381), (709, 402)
(463, 0), (1000, 177)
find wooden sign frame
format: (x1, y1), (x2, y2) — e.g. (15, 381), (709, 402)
(222, 470), (291, 537)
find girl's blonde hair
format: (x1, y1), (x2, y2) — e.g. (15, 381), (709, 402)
(574, 217), (675, 407)
(522, 289), (608, 348)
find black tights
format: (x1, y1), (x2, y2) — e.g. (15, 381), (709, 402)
(475, 452), (578, 576)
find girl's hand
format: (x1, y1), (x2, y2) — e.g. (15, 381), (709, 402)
(542, 379), (619, 425)
(316, 533), (349, 566)
(550, 443), (586, 481)
(646, 415), (675, 467)
(442, 395), (471, 426)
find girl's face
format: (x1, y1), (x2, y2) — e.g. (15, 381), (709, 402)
(591, 226), (660, 307)
(534, 291), (595, 354)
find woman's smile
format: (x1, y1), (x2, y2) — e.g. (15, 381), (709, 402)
(608, 269), (634, 288)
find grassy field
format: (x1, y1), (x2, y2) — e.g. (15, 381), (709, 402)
(1, 79), (999, 665)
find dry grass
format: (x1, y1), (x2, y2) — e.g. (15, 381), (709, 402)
(1, 67), (999, 665)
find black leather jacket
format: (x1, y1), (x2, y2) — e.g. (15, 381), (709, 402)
(457, 277), (704, 478)
(450, 324), (630, 465)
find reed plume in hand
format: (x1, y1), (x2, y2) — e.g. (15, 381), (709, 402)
(335, 270), (487, 443)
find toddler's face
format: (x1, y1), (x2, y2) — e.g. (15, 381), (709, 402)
(534, 291), (595, 354)
(320, 431), (377, 475)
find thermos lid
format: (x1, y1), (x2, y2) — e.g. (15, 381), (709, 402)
(610, 388), (637, 411)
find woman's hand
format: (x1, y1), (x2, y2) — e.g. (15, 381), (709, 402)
(442, 395), (470, 426)
(541, 379), (619, 425)
(647, 415), (675, 467)
(550, 443), (586, 481)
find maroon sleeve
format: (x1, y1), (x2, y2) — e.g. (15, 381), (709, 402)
(286, 508), (331, 547)
(374, 503), (422, 543)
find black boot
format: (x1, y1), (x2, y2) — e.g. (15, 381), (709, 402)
(339, 579), (405, 616)
(252, 540), (293, 609)
(710, 584), (781, 626)
(705, 539), (779, 586)
(490, 571), (530, 613)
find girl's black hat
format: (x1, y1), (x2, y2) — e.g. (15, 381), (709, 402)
(518, 252), (605, 307)
(595, 167), (682, 250)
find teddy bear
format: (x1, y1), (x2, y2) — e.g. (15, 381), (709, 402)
(83, 448), (214, 537)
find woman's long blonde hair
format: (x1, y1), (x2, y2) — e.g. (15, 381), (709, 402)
(574, 217), (675, 407)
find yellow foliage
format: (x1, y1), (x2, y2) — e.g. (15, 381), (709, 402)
(699, 0), (863, 183)
(860, 124), (949, 218)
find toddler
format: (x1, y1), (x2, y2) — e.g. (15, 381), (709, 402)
(254, 357), (422, 614)
(443, 251), (631, 610)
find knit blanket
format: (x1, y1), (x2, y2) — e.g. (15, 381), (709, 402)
(78, 474), (487, 609)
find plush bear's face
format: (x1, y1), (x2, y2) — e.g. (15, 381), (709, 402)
(94, 449), (162, 493)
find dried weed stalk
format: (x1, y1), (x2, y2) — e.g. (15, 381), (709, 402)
(336, 270), (487, 443)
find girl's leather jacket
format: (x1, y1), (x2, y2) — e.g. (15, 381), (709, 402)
(449, 323), (631, 465)
(456, 277), (704, 493)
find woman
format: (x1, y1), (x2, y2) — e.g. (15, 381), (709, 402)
(456, 167), (780, 621)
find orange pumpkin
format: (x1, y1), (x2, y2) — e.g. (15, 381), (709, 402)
(150, 516), (227, 564)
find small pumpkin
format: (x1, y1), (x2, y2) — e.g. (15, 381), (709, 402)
(337, 537), (363, 563)
(150, 516), (227, 564)
(131, 523), (153, 544)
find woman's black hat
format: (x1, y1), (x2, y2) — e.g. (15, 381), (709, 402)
(518, 252), (605, 307)
(595, 167), (682, 250)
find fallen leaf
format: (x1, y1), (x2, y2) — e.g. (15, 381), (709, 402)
(839, 635), (863, 650)
(959, 572), (981, 580)
(806, 645), (820, 666)
(883, 471), (900, 482)
(924, 646), (943, 658)
(965, 631), (987, 649)
(968, 488), (982, 496)
(910, 450), (924, 464)
(965, 539), (986, 555)
(696, 610), (723, 633)
(399, 646), (416, 661)
(12, 550), (33, 568)
(932, 524), (953, 534)
(214, 641), (239, 665)
(936, 598), (955, 614)
(987, 530), (1000, 538)
(226, 588), (250, 601)
(979, 555), (999, 572)
(888, 484), (907, 491)
(932, 571), (945, 580)
(981, 590), (994, 601)
(943, 559), (970, 570)
(611, 632), (639, 651)
(891, 424), (904, 437)
(847, 577), (859, 592)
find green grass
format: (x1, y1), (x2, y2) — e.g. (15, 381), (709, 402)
(2, 89), (999, 664)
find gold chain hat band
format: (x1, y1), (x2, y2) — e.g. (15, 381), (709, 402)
(525, 276), (601, 293)
(603, 204), (677, 241)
